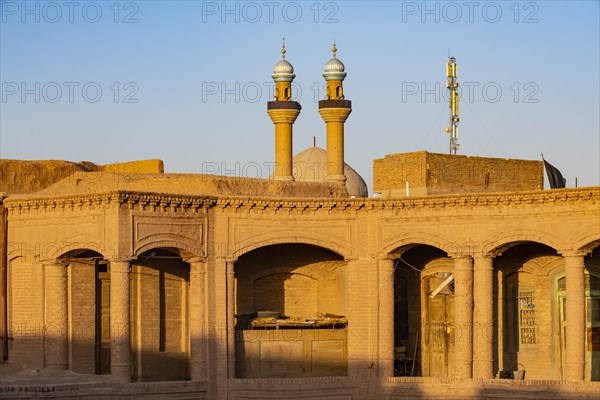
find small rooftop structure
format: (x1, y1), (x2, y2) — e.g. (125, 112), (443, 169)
(373, 151), (543, 197)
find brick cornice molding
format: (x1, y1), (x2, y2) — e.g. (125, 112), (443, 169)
(4, 191), (218, 214)
(212, 187), (600, 213)
(4, 187), (598, 215)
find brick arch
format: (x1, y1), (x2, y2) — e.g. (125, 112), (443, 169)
(542, 258), (600, 283)
(136, 245), (198, 262)
(135, 239), (202, 260)
(380, 232), (457, 257)
(572, 228), (600, 254)
(481, 229), (564, 255)
(56, 246), (105, 261)
(231, 232), (350, 260)
(7, 240), (107, 263)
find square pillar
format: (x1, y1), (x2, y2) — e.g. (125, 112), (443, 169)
(43, 261), (68, 370)
(563, 253), (586, 381)
(346, 258), (377, 379)
(110, 260), (132, 383)
(473, 254), (494, 379)
(453, 255), (473, 379)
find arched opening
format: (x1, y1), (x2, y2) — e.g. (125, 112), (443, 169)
(494, 242), (559, 380)
(389, 244), (451, 377)
(131, 248), (190, 381)
(59, 249), (108, 375)
(234, 243), (347, 378)
(555, 246), (600, 381)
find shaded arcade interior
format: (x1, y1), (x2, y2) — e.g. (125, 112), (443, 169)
(234, 244), (349, 378)
(391, 242), (600, 381)
(35, 247), (192, 382)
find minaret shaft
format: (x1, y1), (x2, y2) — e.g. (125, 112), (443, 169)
(319, 105), (351, 182)
(268, 106), (300, 180)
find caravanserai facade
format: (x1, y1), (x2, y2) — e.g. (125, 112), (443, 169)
(0, 45), (598, 399)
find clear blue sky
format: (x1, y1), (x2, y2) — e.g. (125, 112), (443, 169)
(1, 0), (599, 190)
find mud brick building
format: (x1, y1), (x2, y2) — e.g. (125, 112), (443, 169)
(0, 44), (598, 399)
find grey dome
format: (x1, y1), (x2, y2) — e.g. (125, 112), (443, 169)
(323, 57), (347, 81)
(272, 59), (295, 82)
(293, 146), (368, 197)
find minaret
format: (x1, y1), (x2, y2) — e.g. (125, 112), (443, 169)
(267, 39), (301, 181)
(319, 40), (352, 184)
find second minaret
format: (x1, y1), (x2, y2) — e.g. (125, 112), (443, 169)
(319, 40), (352, 184)
(267, 39), (301, 181)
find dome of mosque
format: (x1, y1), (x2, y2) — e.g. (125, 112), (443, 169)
(293, 146), (368, 197)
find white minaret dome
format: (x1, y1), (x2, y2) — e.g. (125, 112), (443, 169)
(272, 39), (296, 82)
(272, 60), (295, 82)
(323, 40), (347, 81)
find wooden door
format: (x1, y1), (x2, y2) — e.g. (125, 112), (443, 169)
(96, 264), (111, 374)
(427, 293), (454, 377)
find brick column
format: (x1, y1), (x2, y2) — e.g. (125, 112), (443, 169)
(110, 260), (132, 382)
(226, 261), (235, 378)
(212, 257), (229, 400)
(378, 257), (395, 377)
(453, 255), (473, 379)
(473, 254), (494, 379)
(564, 253), (586, 381)
(189, 259), (207, 381)
(44, 261), (68, 370)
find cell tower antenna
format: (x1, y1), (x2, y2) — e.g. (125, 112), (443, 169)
(445, 55), (460, 155)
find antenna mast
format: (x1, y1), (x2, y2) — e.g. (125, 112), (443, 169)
(445, 56), (460, 155)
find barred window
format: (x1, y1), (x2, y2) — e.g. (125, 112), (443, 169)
(518, 290), (537, 345)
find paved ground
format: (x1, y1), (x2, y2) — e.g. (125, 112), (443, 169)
(1, 364), (599, 400)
